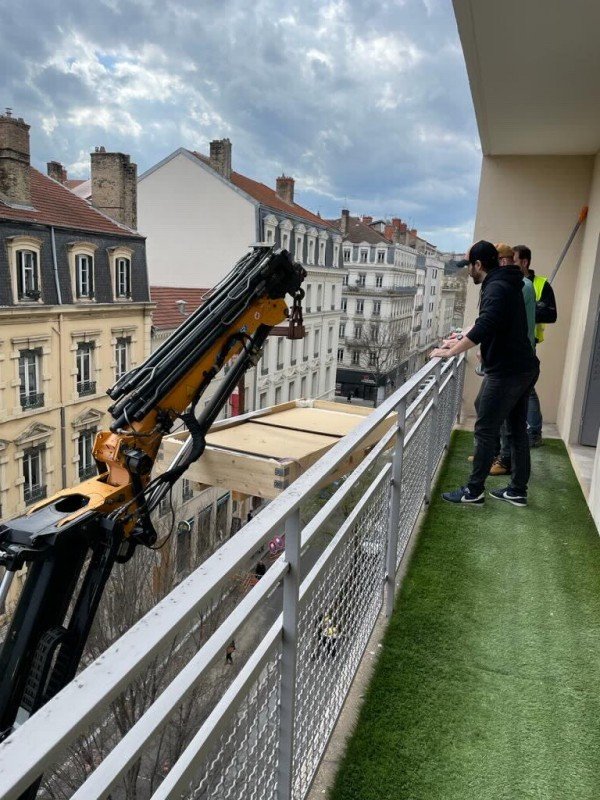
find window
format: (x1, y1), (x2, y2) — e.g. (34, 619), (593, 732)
(276, 338), (284, 369)
(342, 274), (349, 286)
(302, 336), (309, 361)
(360, 250), (368, 264)
(76, 343), (96, 396)
(356, 299), (364, 315)
(197, 506), (212, 557)
(116, 258), (131, 298)
(343, 248), (351, 263)
(377, 251), (385, 264)
(333, 242), (340, 266)
(216, 493), (230, 541)
(305, 285), (312, 313)
(325, 366), (331, 388)
(282, 232), (289, 250)
(311, 372), (318, 397)
(319, 239), (325, 265)
(339, 323), (346, 338)
(23, 446), (46, 505)
(341, 298), (347, 313)
(159, 495), (171, 518)
(307, 238), (315, 264)
(177, 518), (193, 573)
(115, 337), (130, 381)
(373, 301), (381, 316)
(300, 376), (307, 397)
(275, 385), (282, 405)
(351, 351), (359, 365)
(296, 236), (303, 259)
(19, 348), (43, 410)
(358, 273), (366, 286)
(337, 348), (344, 362)
(331, 285), (336, 310)
(327, 326), (333, 352)
(317, 284), (322, 311)
(76, 254), (94, 299)
(259, 391), (268, 409)
(314, 328), (320, 357)
(266, 228), (274, 244)
(369, 352), (377, 366)
(288, 380), (295, 401)
(375, 274), (383, 287)
(355, 323), (363, 339)
(17, 250), (41, 301)
(78, 429), (96, 480)
(261, 341), (269, 375)
(182, 478), (194, 502)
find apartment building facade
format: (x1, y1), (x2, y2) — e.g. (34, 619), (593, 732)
(333, 213), (417, 402)
(0, 112), (152, 526)
(138, 141), (343, 407)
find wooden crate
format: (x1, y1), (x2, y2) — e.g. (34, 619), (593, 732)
(160, 400), (395, 499)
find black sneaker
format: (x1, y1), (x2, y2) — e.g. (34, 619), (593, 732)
(489, 486), (527, 507)
(442, 486), (484, 505)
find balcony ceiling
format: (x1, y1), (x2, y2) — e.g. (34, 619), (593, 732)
(453, 0), (600, 155)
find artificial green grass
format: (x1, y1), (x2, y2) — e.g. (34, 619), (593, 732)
(329, 430), (600, 800)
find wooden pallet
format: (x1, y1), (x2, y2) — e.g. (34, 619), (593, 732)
(160, 400), (395, 499)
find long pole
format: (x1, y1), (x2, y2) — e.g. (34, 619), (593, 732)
(548, 206), (588, 285)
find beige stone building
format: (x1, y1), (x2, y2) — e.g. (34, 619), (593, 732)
(0, 112), (152, 526)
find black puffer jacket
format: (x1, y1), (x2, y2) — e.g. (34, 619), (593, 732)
(467, 266), (538, 376)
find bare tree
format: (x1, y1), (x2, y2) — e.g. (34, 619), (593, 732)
(352, 319), (410, 405)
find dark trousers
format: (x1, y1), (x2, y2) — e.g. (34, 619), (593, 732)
(468, 367), (539, 496)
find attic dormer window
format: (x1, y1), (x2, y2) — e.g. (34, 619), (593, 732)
(76, 254), (94, 298)
(17, 250), (40, 300)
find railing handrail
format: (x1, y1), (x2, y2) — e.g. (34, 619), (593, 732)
(0, 354), (461, 799)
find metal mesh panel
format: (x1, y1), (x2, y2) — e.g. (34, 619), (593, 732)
(396, 412), (431, 567)
(292, 470), (390, 799)
(187, 650), (282, 800)
(435, 375), (456, 464)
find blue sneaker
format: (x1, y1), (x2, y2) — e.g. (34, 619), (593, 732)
(442, 486), (484, 505)
(489, 486), (527, 507)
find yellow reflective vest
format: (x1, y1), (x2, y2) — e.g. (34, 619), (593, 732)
(532, 275), (547, 344)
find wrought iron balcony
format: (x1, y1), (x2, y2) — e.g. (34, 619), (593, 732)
(24, 484), (46, 505)
(20, 392), (44, 410)
(78, 464), (97, 481)
(77, 380), (97, 397)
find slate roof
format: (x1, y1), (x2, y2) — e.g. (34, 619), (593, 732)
(189, 151), (331, 230)
(0, 168), (139, 237)
(333, 215), (392, 245)
(151, 286), (209, 330)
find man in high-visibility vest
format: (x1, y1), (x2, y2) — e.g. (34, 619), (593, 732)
(513, 245), (558, 447)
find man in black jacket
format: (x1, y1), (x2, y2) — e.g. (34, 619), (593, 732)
(431, 241), (539, 507)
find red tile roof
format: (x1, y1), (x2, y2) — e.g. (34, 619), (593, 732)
(64, 178), (85, 189)
(189, 151), (330, 229)
(0, 168), (140, 237)
(151, 286), (209, 330)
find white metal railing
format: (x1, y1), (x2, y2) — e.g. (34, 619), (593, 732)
(0, 355), (465, 800)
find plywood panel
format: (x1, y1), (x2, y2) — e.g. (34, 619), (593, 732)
(253, 407), (365, 437)
(205, 422), (339, 460)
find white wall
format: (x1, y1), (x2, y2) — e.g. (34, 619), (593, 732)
(138, 152), (257, 288)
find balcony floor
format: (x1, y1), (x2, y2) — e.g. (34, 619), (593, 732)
(329, 431), (600, 800)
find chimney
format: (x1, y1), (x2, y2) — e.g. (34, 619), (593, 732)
(90, 147), (137, 229)
(276, 174), (294, 204)
(362, 215), (373, 225)
(47, 160), (67, 184)
(0, 109), (31, 206)
(209, 138), (232, 181)
(176, 300), (187, 316)
(391, 217), (402, 228)
(341, 209), (350, 235)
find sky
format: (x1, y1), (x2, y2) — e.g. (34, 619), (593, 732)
(0, 0), (481, 251)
